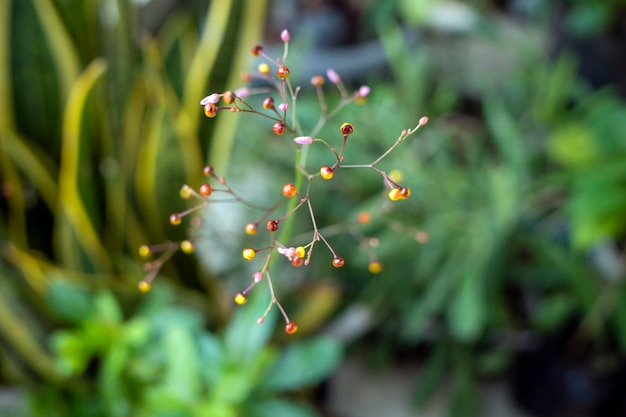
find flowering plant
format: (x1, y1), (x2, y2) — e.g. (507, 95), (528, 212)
(138, 29), (428, 334)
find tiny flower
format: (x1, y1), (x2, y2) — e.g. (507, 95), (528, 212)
(358, 85), (371, 97)
(293, 136), (313, 145)
(419, 116), (429, 126)
(281, 29), (290, 42)
(234, 87), (250, 98)
(200, 93), (220, 105)
(278, 102), (288, 112)
(327, 68), (340, 84)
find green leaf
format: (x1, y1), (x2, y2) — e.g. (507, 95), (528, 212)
(244, 399), (319, 417)
(414, 341), (448, 406)
(48, 278), (93, 324)
(162, 325), (201, 402)
(447, 271), (486, 342)
(261, 336), (342, 392)
(547, 124), (598, 168)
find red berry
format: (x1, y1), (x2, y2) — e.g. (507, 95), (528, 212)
(204, 103), (217, 118)
(245, 223), (258, 235)
(285, 321), (298, 334)
(262, 97), (275, 109)
(199, 183), (212, 196)
(273, 122), (285, 136)
(399, 187), (411, 199)
(276, 65), (290, 79)
(266, 220), (279, 232)
(282, 183), (297, 197)
(332, 257), (345, 268)
(291, 257), (303, 267)
(320, 165), (334, 180)
(340, 122), (354, 135)
(251, 45), (263, 56)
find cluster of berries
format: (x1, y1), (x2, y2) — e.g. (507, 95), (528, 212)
(138, 29), (428, 334)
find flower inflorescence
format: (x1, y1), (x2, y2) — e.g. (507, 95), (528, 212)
(138, 29), (428, 334)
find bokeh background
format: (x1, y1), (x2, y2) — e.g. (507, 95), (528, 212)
(2, 1), (626, 416)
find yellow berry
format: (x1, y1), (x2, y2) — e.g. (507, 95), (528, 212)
(368, 261), (383, 274)
(320, 165), (334, 180)
(138, 245), (151, 258)
(258, 63), (270, 75)
(295, 246), (305, 258)
(138, 280), (151, 292)
(180, 240), (194, 254)
(179, 185), (192, 199)
(169, 213), (182, 225)
(389, 169), (404, 183)
(204, 103), (217, 118)
(242, 248), (256, 260)
(234, 292), (248, 305)
(388, 188), (401, 201)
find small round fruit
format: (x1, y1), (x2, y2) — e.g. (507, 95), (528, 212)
(262, 97), (274, 109)
(285, 321), (298, 334)
(242, 248), (256, 260)
(368, 261), (383, 274)
(340, 122), (354, 135)
(138, 245), (151, 258)
(311, 75), (324, 87)
(282, 183), (297, 197)
(199, 183), (212, 196)
(258, 63), (270, 74)
(169, 213), (182, 225)
(204, 103), (217, 118)
(138, 280), (151, 292)
(291, 257), (303, 267)
(294, 246), (305, 258)
(320, 165), (334, 180)
(399, 187), (411, 199)
(357, 211), (371, 224)
(266, 220), (279, 232)
(388, 188), (401, 201)
(272, 122), (285, 136)
(180, 240), (194, 254)
(203, 165), (214, 176)
(234, 292), (248, 305)
(251, 45), (263, 56)
(332, 257), (345, 268)
(245, 223), (258, 235)
(276, 65), (290, 79)
(222, 90), (234, 104)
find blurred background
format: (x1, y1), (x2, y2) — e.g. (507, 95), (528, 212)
(2, 0), (626, 416)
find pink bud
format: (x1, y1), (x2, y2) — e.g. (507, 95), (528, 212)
(293, 136), (313, 145)
(419, 116), (429, 126)
(257, 317), (265, 325)
(281, 29), (290, 42)
(358, 85), (371, 97)
(253, 272), (263, 282)
(200, 93), (219, 105)
(278, 102), (288, 112)
(327, 68), (340, 84)
(234, 88), (250, 98)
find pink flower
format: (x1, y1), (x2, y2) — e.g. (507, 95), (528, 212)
(281, 29), (290, 42)
(358, 85), (371, 97)
(278, 102), (288, 112)
(293, 136), (313, 145)
(234, 88), (250, 98)
(327, 68), (340, 84)
(200, 93), (219, 105)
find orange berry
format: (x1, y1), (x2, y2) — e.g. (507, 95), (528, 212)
(320, 165), (334, 180)
(199, 183), (212, 196)
(399, 187), (411, 199)
(245, 223), (258, 235)
(332, 257), (345, 268)
(311, 75), (324, 87)
(368, 261), (383, 274)
(285, 321), (298, 334)
(204, 103), (217, 118)
(357, 211), (371, 224)
(223, 91), (235, 104)
(282, 183), (297, 197)
(234, 292), (248, 305)
(276, 65), (290, 79)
